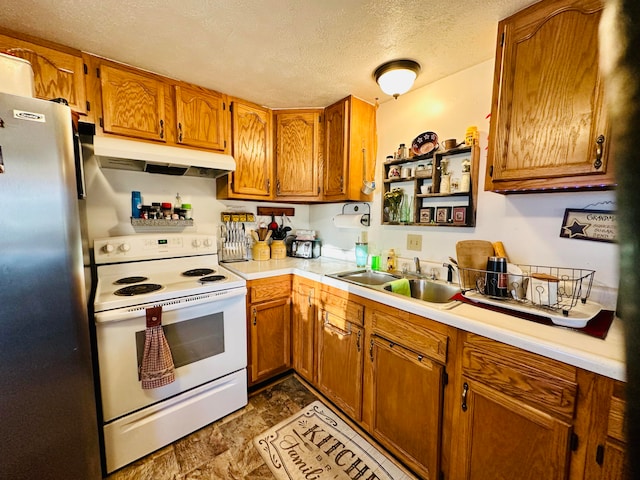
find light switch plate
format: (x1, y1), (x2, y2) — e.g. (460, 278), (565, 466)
(407, 234), (422, 251)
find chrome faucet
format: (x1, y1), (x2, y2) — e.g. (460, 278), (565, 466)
(413, 257), (421, 275)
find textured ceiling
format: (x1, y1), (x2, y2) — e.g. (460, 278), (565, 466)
(0, 0), (536, 108)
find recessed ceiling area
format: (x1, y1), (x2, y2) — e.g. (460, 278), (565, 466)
(0, 0), (536, 108)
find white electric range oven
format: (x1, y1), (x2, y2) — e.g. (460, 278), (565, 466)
(92, 233), (247, 473)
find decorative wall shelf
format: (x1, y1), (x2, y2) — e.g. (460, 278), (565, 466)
(131, 218), (194, 227)
(382, 144), (480, 227)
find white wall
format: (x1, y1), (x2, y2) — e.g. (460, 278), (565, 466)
(82, 151), (312, 245)
(311, 60), (619, 294)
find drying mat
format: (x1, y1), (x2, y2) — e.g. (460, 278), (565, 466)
(451, 292), (614, 339)
(253, 400), (416, 480)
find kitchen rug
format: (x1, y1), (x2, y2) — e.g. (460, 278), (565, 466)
(253, 400), (415, 480)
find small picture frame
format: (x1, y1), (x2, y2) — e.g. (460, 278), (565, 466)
(452, 206), (467, 225)
(419, 207), (434, 223)
(435, 206), (452, 223)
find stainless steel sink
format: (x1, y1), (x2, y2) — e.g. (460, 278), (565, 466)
(384, 278), (460, 303)
(329, 269), (402, 286)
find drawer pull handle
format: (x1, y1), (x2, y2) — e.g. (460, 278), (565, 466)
(252, 307), (257, 326)
(369, 339), (374, 362)
(159, 119), (164, 139)
(462, 382), (469, 411)
(323, 316), (351, 336)
(356, 330), (361, 352)
(594, 134), (604, 169)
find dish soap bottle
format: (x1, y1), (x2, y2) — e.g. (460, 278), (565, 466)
(386, 249), (397, 272)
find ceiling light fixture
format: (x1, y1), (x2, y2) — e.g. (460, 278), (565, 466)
(373, 59), (421, 99)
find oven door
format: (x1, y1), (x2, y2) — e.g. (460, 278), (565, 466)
(95, 287), (247, 422)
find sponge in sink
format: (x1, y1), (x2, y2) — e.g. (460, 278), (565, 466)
(389, 278), (411, 297)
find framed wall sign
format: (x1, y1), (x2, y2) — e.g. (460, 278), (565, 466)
(452, 206), (467, 225)
(559, 208), (617, 243)
(435, 206), (452, 223)
(420, 207), (434, 223)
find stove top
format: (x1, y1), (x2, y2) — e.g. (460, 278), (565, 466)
(93, 234), (246, 312)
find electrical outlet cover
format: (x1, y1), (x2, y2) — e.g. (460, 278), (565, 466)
(407, 234), (422, 251)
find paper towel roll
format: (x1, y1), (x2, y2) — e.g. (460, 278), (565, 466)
(333, 214), (366, 228)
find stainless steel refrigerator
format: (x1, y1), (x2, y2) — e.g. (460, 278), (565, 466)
(0, 92), (101, 479)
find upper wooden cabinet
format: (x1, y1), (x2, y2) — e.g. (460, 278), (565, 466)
(0, 30), (87, 115)
(485, 0), (613, 193)
(274, 109), (322, 200)
(175, 84), (228, 152)
(217, 99), (273, 200)
(85, 55), (230, 151)
(324, 95), (376, 201)
(99, 64), (167, 142)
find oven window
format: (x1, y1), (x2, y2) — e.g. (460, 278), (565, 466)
(135, 312), (225, 371)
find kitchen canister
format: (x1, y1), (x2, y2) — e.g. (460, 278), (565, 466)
(252, 241), (270, 261)
(270, 240), (286, 260)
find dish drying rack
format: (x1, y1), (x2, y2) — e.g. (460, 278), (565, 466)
(457, 264), (596, 318)
(219, 222), (249, 263)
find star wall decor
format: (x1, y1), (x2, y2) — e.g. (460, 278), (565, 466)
(559, 209), (617, 243)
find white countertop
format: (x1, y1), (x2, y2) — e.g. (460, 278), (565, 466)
(223, 257), (626, 381)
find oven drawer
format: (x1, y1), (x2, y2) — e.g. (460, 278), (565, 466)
(103, 370), (247, 473)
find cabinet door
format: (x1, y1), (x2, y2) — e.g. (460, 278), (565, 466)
(175, 84), (228, 151)
(248, 297), (291, 385)
(275, 110), (321, 199)
(486, 0), (612, 192)
(292, 279), (316, 382)
(316, 310), (363, 420)
(584, 379), (628, 479)
(323, 98), (348, 200)
(368, 336), (444, 480)
(454, 378), (572, 479)
(0, 32), (87, 114)
(100, 65), (166, 142)
(227, 100), (272, 198)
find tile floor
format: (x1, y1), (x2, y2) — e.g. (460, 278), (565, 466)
(106, 375), (320, 480)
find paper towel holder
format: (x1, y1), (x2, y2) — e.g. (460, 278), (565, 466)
(341, 203), (370, 226)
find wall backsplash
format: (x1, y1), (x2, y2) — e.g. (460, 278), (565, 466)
(310, 60), (619, 295)
(83, 59), (618, 303)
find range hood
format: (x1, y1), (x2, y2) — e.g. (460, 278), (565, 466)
(91, 135), (235, 178)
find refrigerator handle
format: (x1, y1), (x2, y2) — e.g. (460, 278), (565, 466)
(73, 128), (87, 199)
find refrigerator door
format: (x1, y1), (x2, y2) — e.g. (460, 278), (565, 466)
(0, 93), (101, 479)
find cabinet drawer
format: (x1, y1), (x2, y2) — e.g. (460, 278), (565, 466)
(369, 309), (447, 364)
(320, 288), (364, 326)
(462, 333), (577, 420)
(249, 277), (291, 303)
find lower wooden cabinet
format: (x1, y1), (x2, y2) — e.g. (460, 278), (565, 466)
(583, 377), (628, 479)
(450, 332), (578, 480)
(291, 277), (317, 382)
(246, 276), (291, 386)
(363, 305), (452, 479)
(316, 287), (364, 420)
(250, 275), (626, 480)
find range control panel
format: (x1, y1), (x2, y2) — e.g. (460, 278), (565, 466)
(93, 234), (217, 264)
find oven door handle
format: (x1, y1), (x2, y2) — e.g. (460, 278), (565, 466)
(94, 287), (247, 324)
